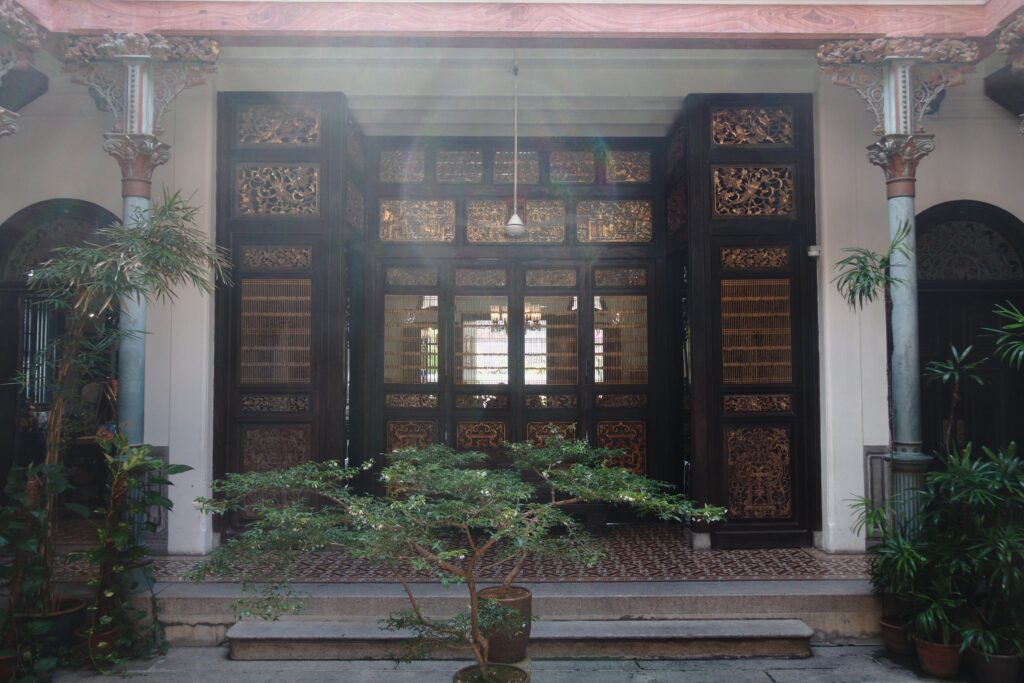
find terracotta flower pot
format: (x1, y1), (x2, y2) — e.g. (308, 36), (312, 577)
(452, 663), (530, 683)
(913, 636), (962, 679)
(19, 598), (87, 653)
(478, 585), (532, 664)
(880, 618), (914, 656)
(968, 645), (1020, 683)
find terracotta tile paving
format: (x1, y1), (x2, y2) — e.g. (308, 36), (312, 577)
(54, 524), (870, 583)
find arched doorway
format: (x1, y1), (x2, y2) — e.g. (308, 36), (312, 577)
(917, 200), (1024, 454)
(0, 199), (119, 491)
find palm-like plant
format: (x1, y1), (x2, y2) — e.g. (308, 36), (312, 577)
(990, 301), (1024, 370)
(923, 345), (986, 453)
(19, 190), (231, 612)
(832, 220), (911, 310)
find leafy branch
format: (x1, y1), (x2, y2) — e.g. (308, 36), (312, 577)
(832, 220), (911, 310)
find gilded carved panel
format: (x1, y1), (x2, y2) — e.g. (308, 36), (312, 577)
(456, 421), (507, 449)
(386, 420), (436, 451)
(455, 269), (508, 288)
(436, 150), (483, 183)
(241, 425), (311, 472)
(236, 105), (321, 146)
(594, 268), (647, 288)
(550, 151), (596, 184)
(711, 107), (794, 146)
(667, 182), (686, 236)
(239, 394), (311, 414)
(379, 200), (456, 242)
(606, 150), (652, 184)
(241, 246), (312, 271)
(380, 149), (425, 183)
(525, 269), (576, 288)
(494, 150), (540, 185)
(384, 393), (439, 409)
(527, 421), (577, 445)
(577, 200), (653, 243)
(597, 420), (646, 473)
(455, 394), (509, 409)
(723, 394), (794, 413)
(466, 199), (565, 243)
(236, 164), (320, 216)
(720, 247), (789, 270)
(725, 426), (792, 519)
(524, 394), (578, 409)
(595, 393), (647, 408)
(385, 267), (438, 287)
(712, 167), (794, 217)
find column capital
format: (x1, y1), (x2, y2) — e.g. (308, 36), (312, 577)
(64, 33), (218, 135)
(866, 134), (935, 198)
(817, 38), (979, 136)
(1, 0), (45, 138)
(102, 132), (171, 198)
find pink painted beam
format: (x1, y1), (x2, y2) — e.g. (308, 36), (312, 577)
(14, 0), (1024, 42)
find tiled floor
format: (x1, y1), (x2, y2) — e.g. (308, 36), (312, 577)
(56, 523), (870, 583)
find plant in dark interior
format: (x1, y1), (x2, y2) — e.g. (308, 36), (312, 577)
(990, 300), (1024, 369)
(66, 434), (192, 669)
(923, 345), (986, 453)
(191, 438), (725, 682)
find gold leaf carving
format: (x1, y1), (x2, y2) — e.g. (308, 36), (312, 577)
(237, 165), (319, 216)
(713, 167), (794, 217)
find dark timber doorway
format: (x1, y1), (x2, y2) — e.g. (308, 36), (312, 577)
(214, 91), (820, 547)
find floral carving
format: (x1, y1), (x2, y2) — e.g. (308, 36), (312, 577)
(456, 421), (507, 449)
(455, 394), (509, 409)
(597, 420), (646, 473)
(816, 38), (980, 66)
(721, 247), (789, 270)
(576, 200), (653, 243)
(64, 33), (219, 65)
(527, 422), (576, 446)
(384, 393), (439, 409)
(379, 200), (455, 242)
(241, 246), (312, 271)
(241, 425), (311, 472)
(379, 149), (424, 183)
(385, 267), (437, 286)
(667, 182), (686, 235)
(455, 269), (507, 288)
(494, 151), (539, 185)
(866, 134), (935, 184)
(525, 394), (578, 409)
(723, 394), (794, 413)
(713, 167), (794, 217)
(345, 181), (365, 235)
(918, 221), (1024, 281)
(240, 394), (311, 414)
(466, 199), (564, 243)
(606, 151), (651, 183)
(0, 0), (43, 55)
(595, 394), (647, 408)
(999, 11), (1024, 73)
(386, 420), (436, 451)
(525, 269), (576, 288)
(712, 107), (794, 146)
(102, 133), (170, 195)
(436, 150), (483, 183)
(594, 268), (647, 289)
(346, 117), (365, 171)
(2, 218), (96, 280)
(725, 426), (792, 520)
(236, 105), (321, 146)
(667, 126), (685, 172)
(550, 151), (596, 184)
(237, 165), (319, 216)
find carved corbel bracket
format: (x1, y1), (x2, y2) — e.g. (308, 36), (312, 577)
(64, 33), (218, 134)
(866, 133), (936, 198)
(997, 10), (1024, 74)
(817, 38), (979, 136)
(102, 132), (171, 198)
(1, 0), (45, 138)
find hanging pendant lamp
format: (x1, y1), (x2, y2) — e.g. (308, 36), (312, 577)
(504, 62), (526, 238)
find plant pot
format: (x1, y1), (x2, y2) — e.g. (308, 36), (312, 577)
(452, 663), (530, 683)
(968, 645), (1020, 683)
(880, 618), (914, 656)
(0, 653), (16, 683)
(913, 636), (962, 679)
(19, 598), (87, 653)
(75, 625), (119, 656)
(126, 558), (155, 594)
(478, 585), (532, 663)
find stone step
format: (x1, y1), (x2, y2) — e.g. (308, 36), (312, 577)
(227, 618), (814, 660)
(144, 580), (879, 646)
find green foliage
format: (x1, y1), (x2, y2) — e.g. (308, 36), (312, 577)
(832, 220), (911, 310)
(194, 439), (725, 679)
(923, 345), (987, 453)
(989, 301), (1024, 370)
(850, 495), (923, 620)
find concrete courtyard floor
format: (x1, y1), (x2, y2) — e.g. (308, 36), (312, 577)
(55, 641), (968, 682)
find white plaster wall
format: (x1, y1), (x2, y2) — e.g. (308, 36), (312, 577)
(0, 54), (219, 554)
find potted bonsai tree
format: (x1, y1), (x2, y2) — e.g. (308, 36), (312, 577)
(192, 439), (725, 682)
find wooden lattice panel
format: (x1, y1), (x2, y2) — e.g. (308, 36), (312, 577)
(524, 296), (578, 386)
(455, 296), (509, 385)
(594, 295), (648, 385)
(383, 295), (440, 384)
(239, 279), (312, 384)
(720, 279), (792, 385)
